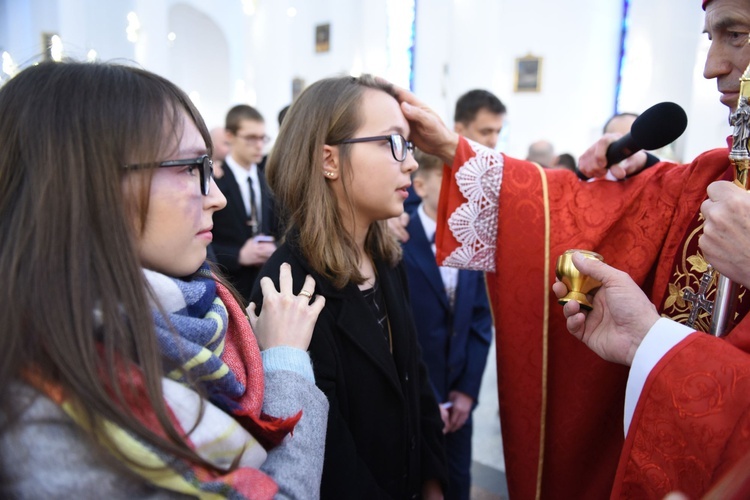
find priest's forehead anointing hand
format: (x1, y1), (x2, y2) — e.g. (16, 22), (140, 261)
(383, 79), (460, 166)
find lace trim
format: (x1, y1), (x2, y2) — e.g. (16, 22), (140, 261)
(443, 140), (503, 272)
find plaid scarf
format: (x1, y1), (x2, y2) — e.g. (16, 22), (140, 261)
(147, 265), (264, 416)
(29, 264), (300, 499)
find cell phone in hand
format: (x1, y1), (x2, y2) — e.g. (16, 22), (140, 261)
(254, 235), (275, 243)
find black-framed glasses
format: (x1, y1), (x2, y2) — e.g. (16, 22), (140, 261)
(332, 134), (414, 162)
(124, 154), (214, 196)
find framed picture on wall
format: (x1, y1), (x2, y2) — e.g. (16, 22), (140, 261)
(514, 55), (542, 92)
(315, 23), (330, 53)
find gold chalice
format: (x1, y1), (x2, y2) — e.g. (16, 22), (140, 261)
(555, 249), (604, 311)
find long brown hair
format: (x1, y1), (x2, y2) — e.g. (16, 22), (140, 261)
(266, 74), (402, 289)
(0, 61), (216, 467)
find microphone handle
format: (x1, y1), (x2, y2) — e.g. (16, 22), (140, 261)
(575, 152), (660, 181)
(604, 133), (640, 168)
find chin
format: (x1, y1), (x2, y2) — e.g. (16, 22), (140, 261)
(388, 206), (404, 219)
(182, 253), (208, 277)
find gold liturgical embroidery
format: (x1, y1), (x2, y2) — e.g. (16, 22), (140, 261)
(662, 217), (746, 332)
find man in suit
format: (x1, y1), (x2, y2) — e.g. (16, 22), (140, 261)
(212, 105), (278, 300)
(402, 150), (493, 500)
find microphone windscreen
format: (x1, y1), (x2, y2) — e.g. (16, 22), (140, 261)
(630, 102), (688, 151)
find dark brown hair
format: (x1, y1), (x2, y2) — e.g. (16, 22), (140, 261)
(454, 89), (506, 125)
(266, 74), (402, 289)
(0, 61), (217, 468)
(225, 104), (264, 134)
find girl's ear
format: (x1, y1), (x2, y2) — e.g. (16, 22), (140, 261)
(322, 144), (339, 180)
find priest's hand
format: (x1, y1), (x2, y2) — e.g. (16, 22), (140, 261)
(577, 134), (649, 180)
(552, 252), (660, 366)
(382, 79), (460, 165)
(700, 180), (750, 288)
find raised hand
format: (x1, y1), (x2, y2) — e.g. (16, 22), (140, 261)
(248, 263), (326, 351)
(381, 79), (460, 165)
(577, 134), (649, 180)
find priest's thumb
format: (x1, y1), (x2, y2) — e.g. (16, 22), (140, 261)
(571, 252), (609, 284)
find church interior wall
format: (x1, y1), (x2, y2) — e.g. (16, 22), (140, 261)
(0, 0), (734, 163)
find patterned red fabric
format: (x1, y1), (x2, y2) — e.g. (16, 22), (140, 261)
(436, 138), (733, 498)
(613, 332), (750, 499)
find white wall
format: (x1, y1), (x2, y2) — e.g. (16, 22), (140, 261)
(0, 0), (732, 162)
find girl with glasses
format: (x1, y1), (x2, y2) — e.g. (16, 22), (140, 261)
(251, 75), (447, 499)
(0, 61), (327, 499)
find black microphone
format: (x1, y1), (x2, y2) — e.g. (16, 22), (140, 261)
(605, 101), (688, 167)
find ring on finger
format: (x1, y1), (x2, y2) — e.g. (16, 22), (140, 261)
(299, 289), (313, 299)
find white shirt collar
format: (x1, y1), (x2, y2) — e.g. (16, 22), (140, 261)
(417, 203), (437, 241)
(224, 154), (257, 181)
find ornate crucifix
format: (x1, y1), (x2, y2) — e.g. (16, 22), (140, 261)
(683, 266), (715, 328)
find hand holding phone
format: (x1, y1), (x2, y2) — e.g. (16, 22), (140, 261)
(254, 234), (275, 243)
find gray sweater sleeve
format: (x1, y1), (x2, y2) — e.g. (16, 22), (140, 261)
(259, 370), (329, 500)
(2, 369), (327, 500)
(0, 385), (191, 499)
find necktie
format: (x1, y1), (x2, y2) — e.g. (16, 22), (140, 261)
(247, 176), (259, 236)
(433, 231), (456, 309)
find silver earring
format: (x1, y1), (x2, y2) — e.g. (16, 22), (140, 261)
(325, 171), (335, 177)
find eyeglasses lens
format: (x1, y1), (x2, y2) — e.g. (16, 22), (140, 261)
(391, 134), (406, 161)
(202, 156), (213, 195)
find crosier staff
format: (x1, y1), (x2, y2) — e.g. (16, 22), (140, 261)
(710, 52), (750, 336)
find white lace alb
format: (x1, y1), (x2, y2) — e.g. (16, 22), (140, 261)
(443, 140), (503, 273)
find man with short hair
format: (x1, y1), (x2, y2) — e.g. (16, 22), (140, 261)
(453, 89), (506, 150)
(526, 139), (555, 168)
(212, 105), (278, 299)
(392, 0), (750, 497)
(602, 112), (638, 135)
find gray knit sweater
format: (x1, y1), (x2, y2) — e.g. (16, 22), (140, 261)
(0, 369), (327, 499)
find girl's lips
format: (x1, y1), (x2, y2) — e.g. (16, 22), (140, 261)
(197, 227), (214, 241)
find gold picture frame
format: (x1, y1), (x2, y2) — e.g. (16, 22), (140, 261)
(315, 24), (330, 53)
(514, 55), (542, 93)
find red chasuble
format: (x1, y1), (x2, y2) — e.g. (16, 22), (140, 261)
(613, 332), (750, 499)
(435, 137), (743, 499)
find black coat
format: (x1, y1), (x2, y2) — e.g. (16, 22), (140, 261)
(251, 239), (447, 499)
(212, 158), (279, 299)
